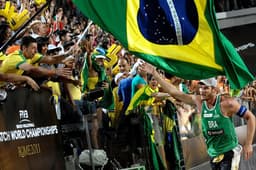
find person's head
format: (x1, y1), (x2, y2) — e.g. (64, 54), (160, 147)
(56, 8), (63, 18)
(58, 30), (70, 42)
(47, 44), (61, 55)
(94, 55), (106, 67)
(170, 76), (182, 86)
(30, 21), (39, 31)
(0, 21), (12, 45)
(198, 78), (218, 100)
(0, 0), (5, 9)
(101, 37), (109, 49)
(147, 74), (158, 90)
(63, 41), (75, 52)
(29, 3), (37, 15)
(118, 57), (130, 73)
(20, 36), (37, 59)
(38, 23), (49, 36)
(36, 36), (49, 54)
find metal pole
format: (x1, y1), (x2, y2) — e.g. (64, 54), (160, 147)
(83, 115), (95, 170)
(76, 21), (93, 45)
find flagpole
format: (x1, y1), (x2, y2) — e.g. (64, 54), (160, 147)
(76, 20), (93, 45)
(0, 0), (52, 52)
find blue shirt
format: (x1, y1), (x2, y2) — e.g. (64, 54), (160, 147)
(118, 77), (133, 113)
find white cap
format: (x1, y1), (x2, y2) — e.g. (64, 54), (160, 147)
(48, 44), (58, 50)
(199, 78), (217, 87)
(95, 55), (106, 59)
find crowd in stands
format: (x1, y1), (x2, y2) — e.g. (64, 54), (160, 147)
(0, 0), (255, 168)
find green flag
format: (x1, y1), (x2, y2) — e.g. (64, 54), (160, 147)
(73, 0), (254, 89)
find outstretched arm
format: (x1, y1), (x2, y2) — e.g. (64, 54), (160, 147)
(139, 63), (196, 105)
(19, 63), (72, 78)
(0, 73), (39, 91)
(243, 110), (255, 160)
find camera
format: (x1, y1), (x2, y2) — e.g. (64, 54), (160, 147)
(83, 88), (104, 101)
(81, 88), (105, 114)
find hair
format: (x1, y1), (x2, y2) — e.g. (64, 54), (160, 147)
(118, 56), (130, 66)
(36, 37), (49, 53)
(164, 71), (174, 79)
(21, 36), (37, 49)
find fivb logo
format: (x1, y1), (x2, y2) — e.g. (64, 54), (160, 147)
(19, 110), (29, 122)
(16, 110), (35, 129)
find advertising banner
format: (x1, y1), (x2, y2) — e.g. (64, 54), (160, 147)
(222, 23), (256, 77)
(0, 87), (65, 170)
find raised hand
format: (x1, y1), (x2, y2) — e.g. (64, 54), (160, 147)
(138, 62), (156, 75)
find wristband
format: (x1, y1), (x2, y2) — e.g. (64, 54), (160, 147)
(236, 105), (247, 117)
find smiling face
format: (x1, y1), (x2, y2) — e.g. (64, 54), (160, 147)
(198, 84), (215, 100)
(118, 58), (130, 73)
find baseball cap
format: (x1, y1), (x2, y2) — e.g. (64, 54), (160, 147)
(47, 44), (61, 54)
(94, 55), (106, 59)
(199, 78), (217, 87)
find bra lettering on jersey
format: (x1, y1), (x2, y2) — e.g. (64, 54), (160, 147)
(208, 120), (218, 128)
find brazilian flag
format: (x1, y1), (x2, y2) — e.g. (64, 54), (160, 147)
(73, 0), (254, 89)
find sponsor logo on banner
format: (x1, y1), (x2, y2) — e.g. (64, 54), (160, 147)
(0, 109), (58, 142)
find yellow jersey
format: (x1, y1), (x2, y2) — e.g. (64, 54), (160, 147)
(0, 51), (42, 75)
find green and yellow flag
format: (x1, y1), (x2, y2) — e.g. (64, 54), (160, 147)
(73, 0), (254, 89)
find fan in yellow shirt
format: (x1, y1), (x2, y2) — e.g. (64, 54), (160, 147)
(0, 36), (72, 80)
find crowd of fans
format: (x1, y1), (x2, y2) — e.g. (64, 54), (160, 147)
(0, 0), (255, 169)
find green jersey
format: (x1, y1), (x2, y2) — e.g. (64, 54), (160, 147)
(201, 94), (238, 157)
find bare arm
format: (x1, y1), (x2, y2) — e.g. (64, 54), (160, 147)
(39, 45), (81, 65)
(19, 63), (72, 78)
(39, 53), (69, 65)
(243, 110), (256, 160)
(0, 73), (39, 91)
(224, 98), (255, 160)
(140, 63), (196, 105)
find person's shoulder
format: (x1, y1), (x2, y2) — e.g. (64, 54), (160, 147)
(31, 53), (43, 64)
(220, 93), (238, 107)
(7, 50), (20, 57)
(132, 74), (139, 80)
(4, 51), (24, 63)
(121, 77), (133, 83)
